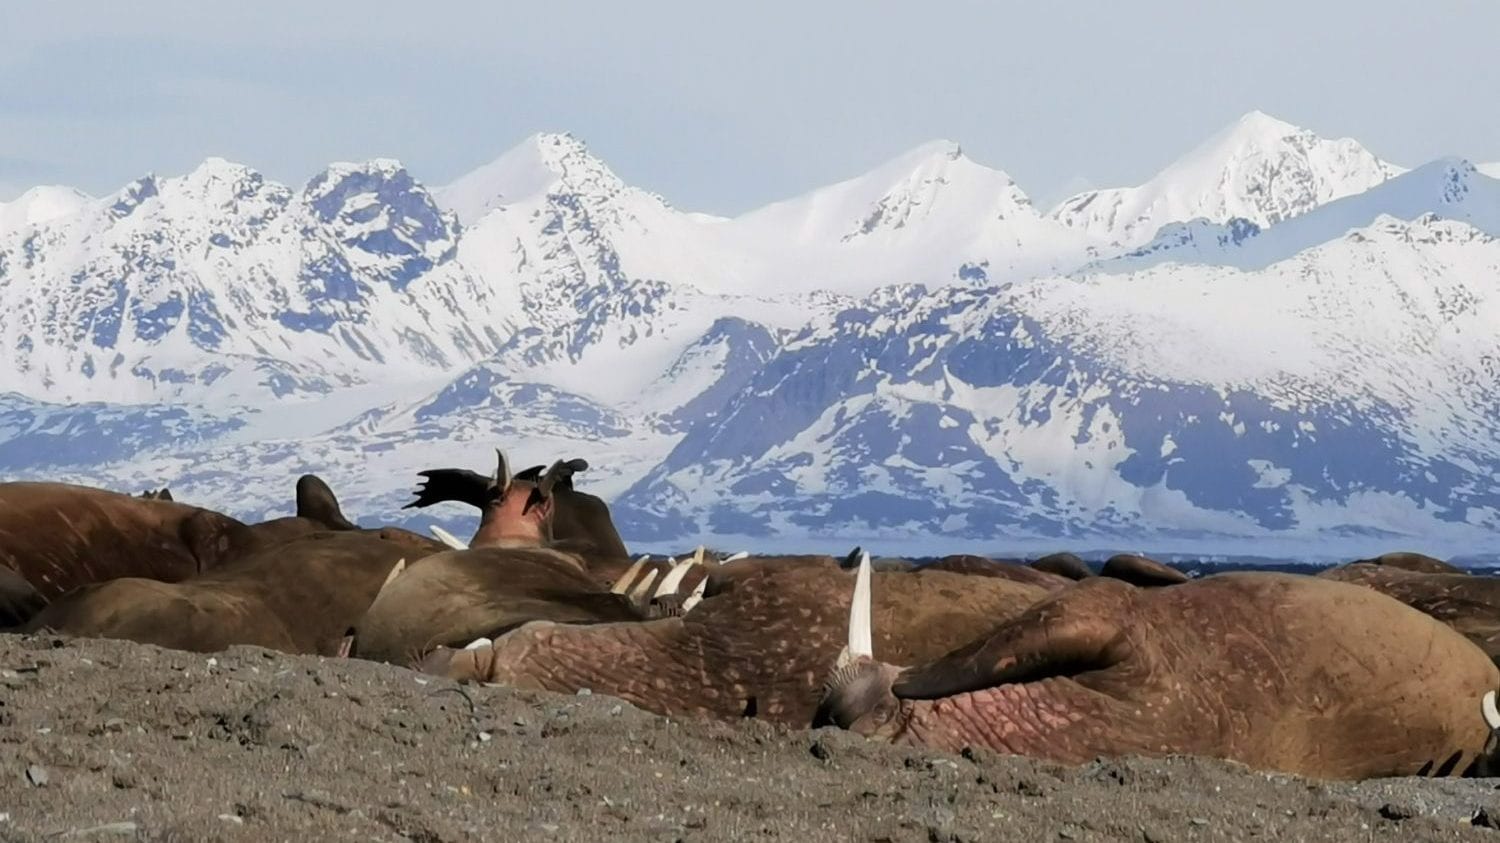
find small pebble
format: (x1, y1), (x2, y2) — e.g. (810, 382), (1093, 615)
(25, 765), (49, 787)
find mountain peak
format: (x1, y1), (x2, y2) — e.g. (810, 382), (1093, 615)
(1050, 111), (1403, 246)
(436, 132), (631, 224)
(0, 185), (94, 232)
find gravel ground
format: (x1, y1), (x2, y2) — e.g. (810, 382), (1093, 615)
(1, 633), (1499, 842)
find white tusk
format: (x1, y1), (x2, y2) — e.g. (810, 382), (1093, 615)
(681, 576), (709, 612)
(693, 545), (707, 566)
(380, 558), (407, 589)
(611, 555), (650, 595)
(628, 568), (659, 601)
(430, 525), (469, 550)
(1484, 690), (1500, 730)
(655, 558), (694, 598)
(464, 637), (492, 650)
(835, 550), (874, 668)
(722, 551), (749, 563)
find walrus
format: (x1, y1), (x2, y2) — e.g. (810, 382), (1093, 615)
(923, 555), (1073, 590)
(1319, 563), (1500, 663)
(1032, 552), (1092, 581)
(351, 453), (645, 663)
(404, 455), (629, 559)
(416, 558), (1050, 726)
(1349, 551), (1463, 576)
(818, 561), (1499, 780)
(1099, 554), (1190, 587)
(0, 475), (371, 599)
(24, 530), (423, 655)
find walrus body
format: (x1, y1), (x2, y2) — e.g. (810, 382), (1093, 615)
(25, 530), (422, 655)
(420, 566), (1049, 726)
(823, 572), (1497, 780)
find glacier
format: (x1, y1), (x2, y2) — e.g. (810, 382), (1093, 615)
(0, 111), (1496, 558)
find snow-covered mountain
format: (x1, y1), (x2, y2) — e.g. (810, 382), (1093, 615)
(0, 158), (514, 405)
(1093, 157), (1500, 273)
(1480, 162), (1500, 179)
(1050, 111), (1404, 248)
(3, 111), (1497, 556)
(619, 214), (1500, 550)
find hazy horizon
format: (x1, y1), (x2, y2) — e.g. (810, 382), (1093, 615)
(2, 1), (1498, 213)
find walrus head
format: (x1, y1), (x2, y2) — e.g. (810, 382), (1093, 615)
(814, 551), (909, 737)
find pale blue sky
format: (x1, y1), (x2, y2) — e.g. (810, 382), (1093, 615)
(2, 0), (1497, 212)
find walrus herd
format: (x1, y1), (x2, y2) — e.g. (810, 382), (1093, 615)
(4, 450), (1500, 783)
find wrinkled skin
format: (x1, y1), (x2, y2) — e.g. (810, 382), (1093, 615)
(352, 546), (644, 664)
(1032, 552), (1092, 581)
(1100, 554), (1190, 587)
(419, 566), (1048, 726)
(822, 573), (1497, 780)
(25, 530), (424, 655)
(1320, 563), (1500, 662)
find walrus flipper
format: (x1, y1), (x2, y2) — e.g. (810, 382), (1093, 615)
(295, 475), (357, 530)
(892, 583), (1131, 700)
(0, 566), (46, 627)
(403, 469), (492, 510)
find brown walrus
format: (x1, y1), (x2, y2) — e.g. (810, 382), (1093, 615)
(404, 455), (629, 559)
(1032, 552), (1092, 581)
(924, 555), (1073, 590)
(1349, 551), (1463, 576)
(819, 563), (1499, 780)
(0, 475), (365, 600)
(1099, 553), (1190, 587)
(24, 530), (425, 655)
(416, 557), (1049, 726)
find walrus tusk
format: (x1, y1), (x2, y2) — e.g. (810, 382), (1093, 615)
(655, 557), (694, 597)
(611, 556), (651, 594)
(693, 545), (708, 567)
(722, 551), (749, 563)
(464, 637), (492, 650)
(628, 568), (660, 602)
(1484, 690), (1500, 730)
(430, 525), (468, 550)
(681, 577), (709, 612)
(835, 550), (874, 668)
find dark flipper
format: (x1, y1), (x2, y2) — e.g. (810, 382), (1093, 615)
(403, 469), (493, 511)
(295, 474), (358, 530)
(0, 566), (45, 627)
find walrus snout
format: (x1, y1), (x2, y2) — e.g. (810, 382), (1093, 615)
(816, 659), (903, 732)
